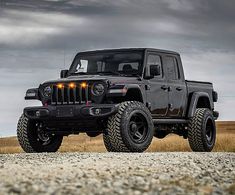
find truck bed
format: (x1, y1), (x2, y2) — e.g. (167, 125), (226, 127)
(185, 80), (214, 109)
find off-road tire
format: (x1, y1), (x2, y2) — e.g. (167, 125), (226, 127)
(188, 108), (216, 152)
(104, 101), (154, 152)
(103, 133), (117, 152)
(17, 114), (63, 153)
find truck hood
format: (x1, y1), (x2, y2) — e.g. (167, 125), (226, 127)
(42, 75), (142, 85)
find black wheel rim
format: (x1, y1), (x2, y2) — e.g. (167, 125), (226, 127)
(128, 112), (148, 144)
(36, 123), (52, 146)
(205, 118), (214, 144)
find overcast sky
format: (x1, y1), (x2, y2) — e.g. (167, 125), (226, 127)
(0, 0), (235, 136)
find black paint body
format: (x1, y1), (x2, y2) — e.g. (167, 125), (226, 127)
(24, 48), (218, 134)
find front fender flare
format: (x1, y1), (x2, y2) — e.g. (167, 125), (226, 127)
(107, 84), (144, 102)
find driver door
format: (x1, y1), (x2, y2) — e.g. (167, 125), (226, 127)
(145, 53), (169, 117)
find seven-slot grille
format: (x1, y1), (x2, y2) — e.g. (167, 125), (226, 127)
(51, 82), (91, 105)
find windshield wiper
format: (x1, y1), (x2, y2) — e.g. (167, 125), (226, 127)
(71, 72), (88, 75)
(123, 73), (142, 80)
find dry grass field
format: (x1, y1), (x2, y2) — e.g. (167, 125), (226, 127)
(0, 121), (234, 154)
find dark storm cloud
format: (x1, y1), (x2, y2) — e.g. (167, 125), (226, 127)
(1, 0), (235, 51)
(0, 0), (235, 136)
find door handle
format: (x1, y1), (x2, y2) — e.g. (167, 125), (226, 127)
(145, 84), (151, 90)
(161, 85), (168, 90)
(176, 87), (183, 91)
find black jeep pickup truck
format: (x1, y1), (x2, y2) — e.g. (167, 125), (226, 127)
(17, 48), (219, 153)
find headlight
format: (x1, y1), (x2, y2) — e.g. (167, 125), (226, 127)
(43, 86), (52, 97)
(92, 83), (105, 96)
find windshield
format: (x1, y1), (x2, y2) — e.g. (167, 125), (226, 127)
(69, 51), (144, 77)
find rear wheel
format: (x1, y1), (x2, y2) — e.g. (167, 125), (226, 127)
(188, 108), (216, 152)
(103, 101), (154, 152)
(17, 114), (63, 153)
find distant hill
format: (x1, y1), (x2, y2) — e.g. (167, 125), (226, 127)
(216, 121), (235, 132)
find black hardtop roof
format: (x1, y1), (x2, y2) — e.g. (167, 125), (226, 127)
(77, 48), (180, 56)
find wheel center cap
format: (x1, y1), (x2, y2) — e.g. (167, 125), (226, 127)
(131, 123), (138, 132)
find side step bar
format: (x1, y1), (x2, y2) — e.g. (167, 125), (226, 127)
(153, 119), (189, 125)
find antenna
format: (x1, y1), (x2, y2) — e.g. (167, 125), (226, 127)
(63, 49), (65, 68)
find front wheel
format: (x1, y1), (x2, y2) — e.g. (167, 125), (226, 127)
(188, 108), (216, 152)
(103, 101), (154, 152)
(17, 114), (63, 153)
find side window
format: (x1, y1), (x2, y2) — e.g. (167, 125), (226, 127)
(76, 59), (88, 72)
(165, 56), (180, 80)
(147, 54), (162, 77)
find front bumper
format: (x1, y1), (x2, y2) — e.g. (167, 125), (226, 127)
(24, 104), (118, 120)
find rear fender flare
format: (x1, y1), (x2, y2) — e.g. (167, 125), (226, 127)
(187, 92), (211, 118)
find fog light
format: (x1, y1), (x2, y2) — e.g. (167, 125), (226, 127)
(94, 108), (101, 115)
(36, 111), (40, 117)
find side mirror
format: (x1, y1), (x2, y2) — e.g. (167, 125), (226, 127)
(60, 69), (68, 78)
(150, 64), (161, 77)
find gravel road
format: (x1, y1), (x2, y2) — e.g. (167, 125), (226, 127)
(0, 153), (234, 195)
